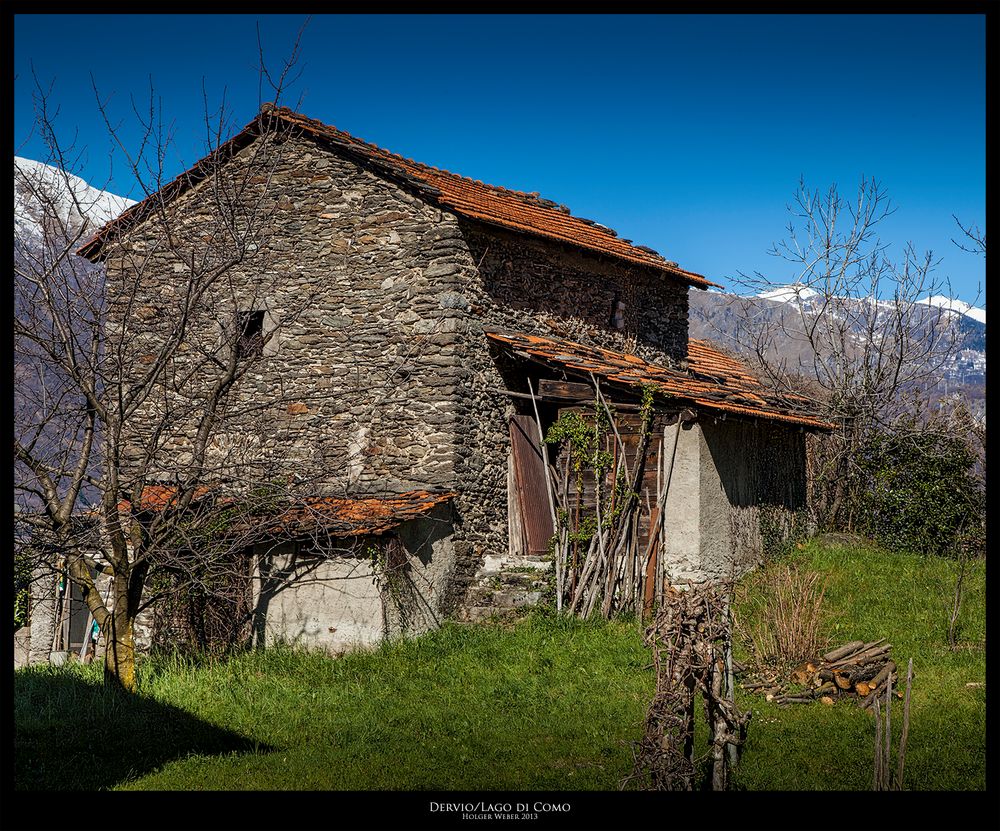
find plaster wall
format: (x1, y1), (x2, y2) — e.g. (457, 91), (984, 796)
(251, 508), (456, 653)
(659, 421), (705, 582)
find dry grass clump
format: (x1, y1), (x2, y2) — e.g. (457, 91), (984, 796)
(734, 563), (829, 670)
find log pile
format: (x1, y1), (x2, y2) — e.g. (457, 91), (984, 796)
(743, 639), (907, 708)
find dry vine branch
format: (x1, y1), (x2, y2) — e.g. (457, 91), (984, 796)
(623, 582), (749, 791)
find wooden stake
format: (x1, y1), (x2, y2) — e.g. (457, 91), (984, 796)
(884, 673), (892, 788)
(873, 696), (882, 790)
(895, 658), (914, 790)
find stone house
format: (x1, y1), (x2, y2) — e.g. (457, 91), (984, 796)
(60, 104), (830, 656)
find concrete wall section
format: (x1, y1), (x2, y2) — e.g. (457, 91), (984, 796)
(660, 421), (704, 583)
(657, 417), (807, 584)
(251, 508), (456, 654)
(253, 542), (385, 652)
(699, 417), (808, 579)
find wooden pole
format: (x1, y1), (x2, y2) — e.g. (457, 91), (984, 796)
(724, 598), (739, 769)
(59, 575), (71, 653)
(884, 672), (892, 788)
(873, 696), (882, 791)
(79, 611), (94, 660)
(895, 658), (914, 790)
(50, 571), (63, 654)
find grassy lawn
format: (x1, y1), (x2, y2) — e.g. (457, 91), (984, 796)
(15, 614), (652, 791)
(14, 541), (985, 791)
(731, 540), (986, 791)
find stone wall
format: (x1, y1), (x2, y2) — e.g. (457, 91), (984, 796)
(435, 220), (693, 612)
(97, 125), (702, 627)
(101, 132), (469, 497)
(461, 223), (690, 367)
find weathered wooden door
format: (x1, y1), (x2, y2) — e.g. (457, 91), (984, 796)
(509, 415), (555, 556)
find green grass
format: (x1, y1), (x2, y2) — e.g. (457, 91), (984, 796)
(731, 540), (986, 791)
(16, 613), (652, 791)
(14, 541), (985, 791)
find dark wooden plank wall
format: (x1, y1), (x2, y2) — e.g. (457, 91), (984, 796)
(554, 407), (669, 553)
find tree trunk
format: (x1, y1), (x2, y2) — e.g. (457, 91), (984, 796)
(103, 586), (138, 692)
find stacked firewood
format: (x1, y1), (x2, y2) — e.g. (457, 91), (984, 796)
(744, 639), (905, 708)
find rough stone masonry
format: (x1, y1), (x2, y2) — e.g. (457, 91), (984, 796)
(70, 107), (813, 652)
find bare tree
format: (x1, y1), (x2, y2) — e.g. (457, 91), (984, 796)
(13, 36), (337, 689)
(724, 178), (975, 531)
(952, 215), (986, 257)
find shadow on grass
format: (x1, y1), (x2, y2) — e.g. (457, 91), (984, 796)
(15, 669), (271, 790)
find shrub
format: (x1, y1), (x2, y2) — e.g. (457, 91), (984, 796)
(734, 563), (829, 669)
(14, 548), (31, 630)
(853, 430), (982, 556)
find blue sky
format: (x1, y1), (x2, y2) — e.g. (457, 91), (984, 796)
(14, 14), (986, 306)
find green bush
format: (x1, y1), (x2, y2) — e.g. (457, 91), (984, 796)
(14, 548), (31, 630)
(854, 430), (982, 556)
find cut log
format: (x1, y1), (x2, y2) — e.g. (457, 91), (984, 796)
(833, 671), (853, 690)
(819, 695), (835, 706)
(855, 681), (871, 696)
(867, 660), (897, 690)
(822, 641), (865, 662)
(812, 681), (836, 698)
(846, 661), (886, 684)
(832, 643), (891, 667)
(791, 663), (814, 685)
(861, 672), (898, 710)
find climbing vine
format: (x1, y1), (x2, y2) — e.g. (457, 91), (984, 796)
(543, 382), (660, 617)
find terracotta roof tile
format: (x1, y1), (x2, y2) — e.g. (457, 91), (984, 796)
(116, 486), (454, 540)
(117, 484), (212, 514)
(486, 330), (833, 430)
(265, 490), (454, 538)
(77, 106), (719, 289)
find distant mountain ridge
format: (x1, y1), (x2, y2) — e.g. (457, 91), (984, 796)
(913, 295), (985, 325)
(14, 156), (134, 244)
(689, 283), (986, 411)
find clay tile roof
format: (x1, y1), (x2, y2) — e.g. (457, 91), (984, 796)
(117, 484), (212, 514)
(76, 106), (720, 290)
(116, 486), (454, 539)
(266, 490), (455, 539)
(486, 330), (833, 430)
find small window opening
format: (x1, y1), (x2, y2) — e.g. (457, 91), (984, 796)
(612, 300), (626, 330)
(236, 310), (265, 359)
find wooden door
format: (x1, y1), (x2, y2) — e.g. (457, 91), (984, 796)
(509, 415), (554, 556)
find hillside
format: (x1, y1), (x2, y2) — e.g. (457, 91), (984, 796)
(689, 284), (985, 415)
(14, 156), (134, 246)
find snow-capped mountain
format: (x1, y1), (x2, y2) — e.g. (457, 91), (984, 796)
(690, 282), (986, 410)
(755, 283), (820, 304)
(751, 282), (985, 326)
(14, 156), (135, 243)
(913, 295), (986, 325)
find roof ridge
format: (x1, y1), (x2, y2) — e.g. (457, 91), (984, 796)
(270, 105), (540, 199)
(263, 107), (716, 279)
(80, 105), (722, 289)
